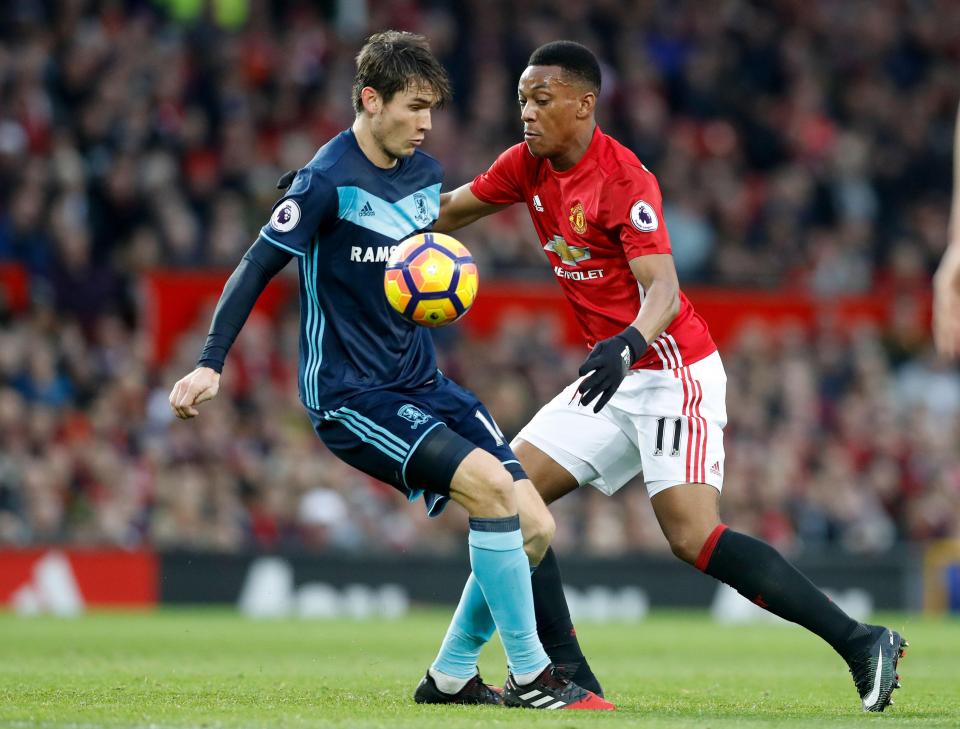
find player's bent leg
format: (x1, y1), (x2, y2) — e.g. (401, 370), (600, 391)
(652, 480), (907, 712)
(446, 447), (547, 678)
(512, 438), (606, 698)
(314, 398), (605, 708)
(513, 439), (581, 505)
(648, 481), (721, 565)
(415, 430), (606, 708)
(448, 447), (517, 517)
(412, 429), (605, 709)
(515, 478), (555, 565)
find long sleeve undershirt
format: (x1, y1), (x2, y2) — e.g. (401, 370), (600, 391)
(196, 237), (293, 372)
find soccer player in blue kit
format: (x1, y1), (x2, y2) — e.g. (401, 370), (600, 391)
(168, 31), (612, 711)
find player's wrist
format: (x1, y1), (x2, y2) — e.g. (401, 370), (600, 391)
(196, 359), (224, 375)
(615, 326), (648, 365)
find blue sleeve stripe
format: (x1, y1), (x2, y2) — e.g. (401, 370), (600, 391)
(301, 242), (317, 406)
(303, 242), (326, 406)
(260, 230), (305, 257)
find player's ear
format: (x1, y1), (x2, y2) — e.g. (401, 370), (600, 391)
(577, 90), (596, 119)
(360, 87), (382, 115)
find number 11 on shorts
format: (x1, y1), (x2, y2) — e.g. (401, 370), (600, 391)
(654, 416), (682, 457)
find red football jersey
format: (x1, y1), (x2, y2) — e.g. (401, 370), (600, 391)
(471, 126), (716, 370)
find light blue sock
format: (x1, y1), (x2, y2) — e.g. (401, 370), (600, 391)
(467, 515), (549, 677)
(432, 562), (542, 678)
(431, 573), (495, 679)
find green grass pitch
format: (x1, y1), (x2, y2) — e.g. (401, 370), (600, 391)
(0, 609), (957, 728)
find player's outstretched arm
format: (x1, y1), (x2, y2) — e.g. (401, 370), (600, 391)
(169, 366), (220, 419)
(435, 183), (507, 233)
(577, 254), (680, 412)
(168, 237), (292, 419)
(933, 102), (960, 359)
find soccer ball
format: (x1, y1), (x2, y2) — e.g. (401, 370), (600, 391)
(383, 233), (479, 327)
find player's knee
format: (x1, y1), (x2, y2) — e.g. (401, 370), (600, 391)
(666, 524), (714, 565)
(464, 466), (515, 516)
(484, 468), (515, 509)
(667, 534), (700, 564)
(523, 509), (555, 564)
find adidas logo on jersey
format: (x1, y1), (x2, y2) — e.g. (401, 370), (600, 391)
(710, 461), (722, 476)
(359, 201), (375, 217)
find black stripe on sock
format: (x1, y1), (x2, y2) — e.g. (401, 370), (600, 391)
(468, 515), (521, 532)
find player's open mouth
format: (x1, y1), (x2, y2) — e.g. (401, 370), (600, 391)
(524, 131), (539, 138)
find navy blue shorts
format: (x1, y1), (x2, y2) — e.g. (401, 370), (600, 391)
(307, 374), (520, 516)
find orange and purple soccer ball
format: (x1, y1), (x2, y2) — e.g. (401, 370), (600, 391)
(384, 233), (479, 327)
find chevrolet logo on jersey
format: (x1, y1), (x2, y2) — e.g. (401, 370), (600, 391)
(544, 235), (591, 266)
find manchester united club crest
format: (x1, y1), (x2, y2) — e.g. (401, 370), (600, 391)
(568, 201), (587, 235)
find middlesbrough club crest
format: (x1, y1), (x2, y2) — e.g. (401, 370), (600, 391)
(568, 201), (587, 234)
(397, 404), (430, 429)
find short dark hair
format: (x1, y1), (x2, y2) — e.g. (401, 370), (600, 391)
(527, 41), (601, 93)
(352, 31), (452, 114)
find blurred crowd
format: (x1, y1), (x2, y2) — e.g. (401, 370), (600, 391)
(0, 0), (958, 554)
(0, 294), (958, 555)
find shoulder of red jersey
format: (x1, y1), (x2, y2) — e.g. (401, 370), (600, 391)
(596, 133), (670, 255)
(597, 132), (658, 184)
(470, 142), (540, 205)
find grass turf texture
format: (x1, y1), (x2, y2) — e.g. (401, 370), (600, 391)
(0, 609), (957, 728)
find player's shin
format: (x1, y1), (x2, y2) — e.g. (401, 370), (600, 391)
(468, 515), (550, 680)
(697, 525), (873, 659)
(430, 573), (495, 689)
(532, 547), (603, 696)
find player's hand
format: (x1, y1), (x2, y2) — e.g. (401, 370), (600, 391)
(576, 329), (647, 413)
(169, 367), (221, 419)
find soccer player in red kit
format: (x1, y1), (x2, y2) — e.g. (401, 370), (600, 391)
(424, 41), (906, 712)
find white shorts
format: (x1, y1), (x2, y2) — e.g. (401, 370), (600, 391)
(514, 351), (727, 499)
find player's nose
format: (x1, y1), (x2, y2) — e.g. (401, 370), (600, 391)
(418, 109), (432, 131)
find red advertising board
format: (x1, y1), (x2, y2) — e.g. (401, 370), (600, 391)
(0, 549), (158, 608)
(142, 269), (929, 365)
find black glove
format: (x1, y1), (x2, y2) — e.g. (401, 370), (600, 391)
(577, 327), (648, 413)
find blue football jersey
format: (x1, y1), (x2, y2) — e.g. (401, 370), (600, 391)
(258, 129), (442, 411)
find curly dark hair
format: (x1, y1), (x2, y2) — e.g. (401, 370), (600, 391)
(528, 40), (601, 92)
